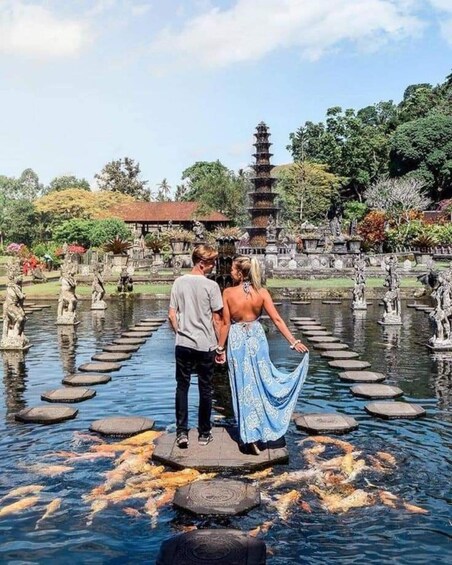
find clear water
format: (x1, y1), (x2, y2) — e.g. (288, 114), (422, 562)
(0, 299), (451, 564)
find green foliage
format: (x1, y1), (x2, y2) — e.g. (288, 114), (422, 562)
(103, 236), (132, 255)
(274, 162), (340, 226)
(0, 169), (42, 201)
(155, 178), (172, 202)
(389, 114), (452, 198)
(343, 201), (368, 223)
(3, 200), (38, 246)
(52, 218), (130, 248)
(45, 175), (91, 193)
(145, 231), (170, 253)
(180, 161), (249, 224)
(95, 157), (149, 201)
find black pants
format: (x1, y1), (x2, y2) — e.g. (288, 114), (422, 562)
(175, 345), (215, 436)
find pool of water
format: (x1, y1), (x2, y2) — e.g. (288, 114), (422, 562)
(0, 299), (451, 564)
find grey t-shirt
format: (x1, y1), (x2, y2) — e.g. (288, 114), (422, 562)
(169, 274), (223, 352)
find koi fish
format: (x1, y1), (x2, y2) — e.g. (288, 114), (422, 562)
(123, 507), (141, 518)
(299, 436), (354, 454)
(118, 431), (163, 446)
(28, 464), (73, 477)
(403, 501), (429, 514)
(35, 498), (62, 528)
(379, 490), (398, 508)
(0, 496), (40, 517)
(261, 469), (317, 488)
(87, 500), (108, 525)
(310, 485), (373, 513)
(273, 490), (300, 521)
(246, 468), (273, 480)
(249, 520), (274, 537)
(1, 484), (45, 501)
(376, 452), (397, 466)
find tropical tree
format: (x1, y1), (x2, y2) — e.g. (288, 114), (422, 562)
(156, 178), (172, 202)
(95, 157), (149, 200)
(44, 175), (91, 193)
(3, 200), (38, 246)
(16, 168), (42, 200)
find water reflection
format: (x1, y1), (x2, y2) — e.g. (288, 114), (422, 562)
(91, 310), (106, 335)
(1, 350), (27, 420)
(381, 326), (401, 376)
(57, 326), (77, 375)
(432, 352), (452, 416)
(352, 310), (366, 350)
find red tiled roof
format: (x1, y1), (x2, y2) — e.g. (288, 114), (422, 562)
(110, 201), (230, 222)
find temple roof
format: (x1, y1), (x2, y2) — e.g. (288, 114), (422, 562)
(110, 201), (230, 223)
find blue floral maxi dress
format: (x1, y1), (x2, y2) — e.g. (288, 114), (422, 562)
(227, 320), (309, 444)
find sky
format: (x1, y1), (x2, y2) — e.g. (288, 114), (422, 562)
(0, 0), (451, 197)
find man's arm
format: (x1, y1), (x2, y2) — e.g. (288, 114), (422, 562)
(212, 310), (222, 341)
(168, 307), (178, 334)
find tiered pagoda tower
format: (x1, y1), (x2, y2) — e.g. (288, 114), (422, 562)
(247, 122), (280, 247)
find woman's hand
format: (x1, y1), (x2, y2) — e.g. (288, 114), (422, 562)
(215, 351), (226, 365)
(295, 341), (309, 353)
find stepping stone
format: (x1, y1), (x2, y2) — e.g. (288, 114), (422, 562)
(127, 327), (154, 333)
(103, 344), (140, 353)
(291, 301), (311, 305)
(299, 326), (327, 332)
(114, 337), (146, 346)
(156, 529), (266, 565)
(313, 342), (349, 351)
(135, 322), (160, 328)
(153, 427), (287, 470)
(273, 302), (282, 306)
(63, 373), (111, 386)
(15, 405), (78, 424)
(121, 332), (152, 338)
(173, 479), (260, 516)
(322, 300), (342, 304)
(308, 336), (341, 343)
(90, 415), (155, 437)
(415, 306), (430, 311)
(407, 303), (421, 308)
(351, 384), (403, 399)
(302, 330), (331, 336)
(91, 352), (131, 362)
(365, 402), (426, 419)
(328, 360), (371, 369)
(141, 318), (166, 323)
(338, 371), (386, 383)
(41, 387), (96, 403)
(294, 320), (318, 326)
(321, 350), (360, 360)
(295, 413), (358, 434)
(78, 362), (121, 373)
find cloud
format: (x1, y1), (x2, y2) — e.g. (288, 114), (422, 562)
(0, 1), (87, 58)
(428, 0), (452, 44)
(150, 0), (426, 69)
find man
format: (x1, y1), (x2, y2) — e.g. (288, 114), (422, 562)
(168, 244), (223, 448)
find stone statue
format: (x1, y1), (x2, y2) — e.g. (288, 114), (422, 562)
(328, 200), (343, 239)
(379, 255), (402, 325)
(56, 256), (79, 325)
(91, 264), (107, 310)
(117, 267), (133, 293)
(352, 255), (367, 310)
(428, 269), (452, 350)
(266, 214), (277, 242)
(1, 261), (30, 350)
(62, 241), (68, 257)
(193, 220), (205, 241)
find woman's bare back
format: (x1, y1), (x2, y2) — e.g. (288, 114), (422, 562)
(224, 286), (266, 322)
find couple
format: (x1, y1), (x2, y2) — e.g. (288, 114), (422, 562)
(168, 244), (309, 453)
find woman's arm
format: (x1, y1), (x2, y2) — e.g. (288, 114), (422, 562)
(261, 289), (308, 353)
(218, 290), (232, 350)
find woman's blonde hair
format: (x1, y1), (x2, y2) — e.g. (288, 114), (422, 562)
(233, 255), (262, 290)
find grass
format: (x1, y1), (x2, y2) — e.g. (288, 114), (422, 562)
(266, 277), (422, 289)
(21, 282), (172, 297)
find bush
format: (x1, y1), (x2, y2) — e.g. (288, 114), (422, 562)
(357, 211), (387, 250)
(53, 219), (93, 247)
(89, 218), (131, 247)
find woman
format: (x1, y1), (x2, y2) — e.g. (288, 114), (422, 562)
(216, 256), (309, 454)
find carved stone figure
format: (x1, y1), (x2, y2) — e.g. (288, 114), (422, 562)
(57, 256), (79, 325)
(91, 264), (107, 310)
(379, 255), (402, 325)
(193, 220), (206, 241)
(352, 255), (367, 310)
(1, 261), (30, 350)
(266, 214), (277, 242)
(428, 270), (452, 350)
(117, 267), (133, 293)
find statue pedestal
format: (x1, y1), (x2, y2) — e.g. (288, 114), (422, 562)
(352, 300), (367, 311)
(265, 242), (278, 269)
(0, 332), (31, 351)
(56, 313), (79, 326)
(427, 339), (452, 351)
(378, 314), (402, 326)
(91, 300), (107, 311)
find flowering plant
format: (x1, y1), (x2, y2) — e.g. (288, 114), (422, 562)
(55, 244), (87, 256)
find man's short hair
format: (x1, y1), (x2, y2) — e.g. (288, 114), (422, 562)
(192, 244), (218, 265)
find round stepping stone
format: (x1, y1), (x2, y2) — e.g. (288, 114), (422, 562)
(114, 337), (146, 345)
(338, 371), (386, 383)
(313, 342), (349, 351)
(34, 304), (51, 308)
(121, 332), (152, 338)
(156, 529), (266, 565)
(15, 405), (78, 424)
(322, 300), (342, 304)
(294, 320), (318, 326)
(291, 317), (316, 322)
(291, 301), (311, 305)
(173, 479), (260, 516)
(136, 322), (160, 327)
(103, 344), (140, 353)
(350, 384), (403, 399)
(141, 318), (166, 323)
(273, 302), (282, 306)
(91, 352), (131, 362)
(41, 387), (96, 403)
(328, 359), (371, 369)
(321, 350), (360, 360)
(90, 415), (154, 437)
(308, 336), (341, 343)
(127, 326), (154, 333)
(365, 402), (426, 419)
(78, 362), (121, 373)
(63, 373), (111, 386)
(299, 326), (327, 332)
(415, 306), (430, 311)
(302, 330), (331, 336)
(295, 413), (358, 434)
